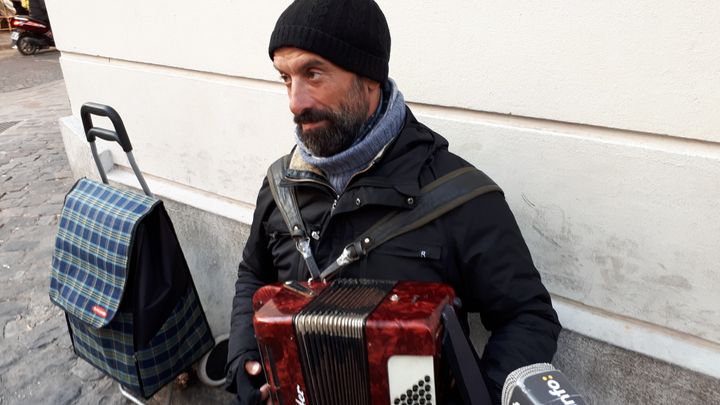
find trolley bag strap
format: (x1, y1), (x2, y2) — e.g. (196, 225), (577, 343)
(267, 156), (323, 280)
(319, 167), (502, 280)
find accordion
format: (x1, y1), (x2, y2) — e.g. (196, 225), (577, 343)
(252, 278), (456, 405)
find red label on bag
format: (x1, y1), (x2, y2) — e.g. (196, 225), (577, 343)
(92, 305), (107, 318)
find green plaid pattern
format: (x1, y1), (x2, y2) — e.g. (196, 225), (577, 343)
(50, 178), (157, 328)
(50, 178), (215, 398)
(68, 310), (141, 392)
(69, 286), (214, 398)
(136, 286), (215, 395)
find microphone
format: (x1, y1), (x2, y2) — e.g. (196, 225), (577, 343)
(501, 363), (587, 405)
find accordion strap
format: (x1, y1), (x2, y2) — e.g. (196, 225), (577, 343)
(267, 155), (323, 280)
(267, 158), (502, 281)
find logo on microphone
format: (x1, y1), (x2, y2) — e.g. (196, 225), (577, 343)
(543, 374), (577, 405)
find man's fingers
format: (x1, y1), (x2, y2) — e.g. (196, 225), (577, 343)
(242, 361), (270, 402)
(260, 383), (272, 404)
(244, 360), (262, 376)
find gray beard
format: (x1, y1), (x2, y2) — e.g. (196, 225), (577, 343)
(296, 114), (365, 157)
(295, 79), (369, 157)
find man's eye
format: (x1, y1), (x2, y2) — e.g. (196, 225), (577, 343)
(279, 74), (290, 84)
(307, 71), (320, 80)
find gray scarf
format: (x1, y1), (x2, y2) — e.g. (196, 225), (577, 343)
(295, 78), (406, 193)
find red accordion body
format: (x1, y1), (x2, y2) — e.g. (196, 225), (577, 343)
(252, 279), (456, 405)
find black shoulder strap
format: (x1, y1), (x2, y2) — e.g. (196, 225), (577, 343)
(267, 159), (502, 281)
(319, 167), (501, 279)
(267, 156), (323, 280)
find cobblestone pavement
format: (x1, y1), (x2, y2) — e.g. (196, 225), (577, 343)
(0, 51), (232, 404)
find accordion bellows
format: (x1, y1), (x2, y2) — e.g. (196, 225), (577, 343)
(49, 178), (214, 398)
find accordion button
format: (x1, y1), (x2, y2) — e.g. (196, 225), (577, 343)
(424, 375), (431, 382)
(413, 384), (419, 391)
(394, 399), (401, 404)
(401, 394), (407, 400)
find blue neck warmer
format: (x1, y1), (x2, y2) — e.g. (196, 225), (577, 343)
(295, 79), (406, 193)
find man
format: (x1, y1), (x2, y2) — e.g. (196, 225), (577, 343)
(226, 1), (561, 404)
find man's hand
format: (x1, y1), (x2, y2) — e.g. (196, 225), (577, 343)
(244, 361), (272, 405)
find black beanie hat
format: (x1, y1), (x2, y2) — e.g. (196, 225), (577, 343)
(268, 0), (391, 83)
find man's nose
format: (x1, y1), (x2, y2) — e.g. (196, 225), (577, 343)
(288, 83), (314, 116)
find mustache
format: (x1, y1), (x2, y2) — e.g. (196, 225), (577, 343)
(293, 108), (335, 125)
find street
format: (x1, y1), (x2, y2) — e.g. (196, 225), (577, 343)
(0, 47), (63, 92)
(0, 44), (231, 404)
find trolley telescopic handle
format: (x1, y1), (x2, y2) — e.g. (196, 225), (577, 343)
(80, 102), (154, 198)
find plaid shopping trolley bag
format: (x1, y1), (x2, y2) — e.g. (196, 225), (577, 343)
(49, 103), (214, 399)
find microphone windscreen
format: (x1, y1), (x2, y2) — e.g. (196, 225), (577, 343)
(502, 363), (587, 405)
(501, 363), (555, 404)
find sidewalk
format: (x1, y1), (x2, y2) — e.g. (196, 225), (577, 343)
(1, 30), (12, 50)
(0, 77), (232, 403)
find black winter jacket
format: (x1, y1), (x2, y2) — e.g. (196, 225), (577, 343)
(227, 108), (561, 403)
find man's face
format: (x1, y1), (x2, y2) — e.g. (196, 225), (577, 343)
(273, 47), (375, 157)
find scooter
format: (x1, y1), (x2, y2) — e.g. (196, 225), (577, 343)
(9, 15), (54, 55)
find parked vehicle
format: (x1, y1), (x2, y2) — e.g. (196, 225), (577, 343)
(10, 15), (54, 55)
